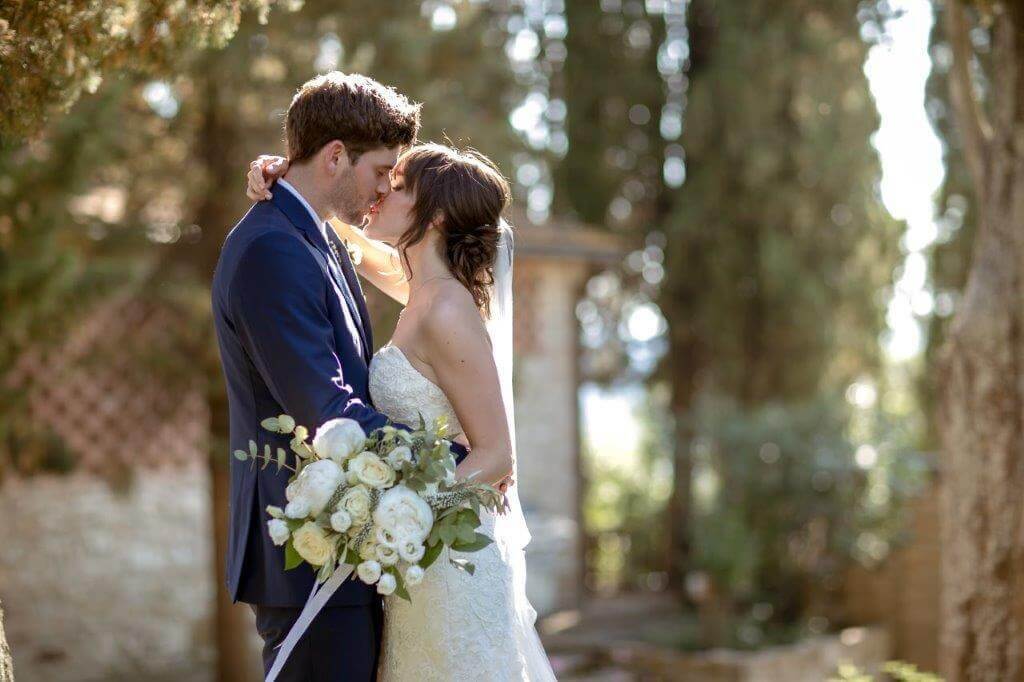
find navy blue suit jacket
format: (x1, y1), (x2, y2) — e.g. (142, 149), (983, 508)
(212, 187), (465, 607)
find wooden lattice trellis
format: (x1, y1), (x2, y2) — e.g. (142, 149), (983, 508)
(6, 292), (207, 473)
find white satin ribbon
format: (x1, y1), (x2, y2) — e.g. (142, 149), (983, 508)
(265, 562), (356, 682)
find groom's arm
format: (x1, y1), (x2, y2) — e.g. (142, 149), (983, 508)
(228, 231), (418, 440)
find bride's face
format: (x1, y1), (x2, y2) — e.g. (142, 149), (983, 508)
(364, 167), (415, 245)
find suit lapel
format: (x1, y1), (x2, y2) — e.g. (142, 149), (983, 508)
(325, 226), (374, 355)
(270, 191), (369, 363)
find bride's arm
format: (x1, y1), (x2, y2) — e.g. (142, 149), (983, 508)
(420, 294), (514, 487)
(246, 155), (411, 305)
(327, 220), (410, 306)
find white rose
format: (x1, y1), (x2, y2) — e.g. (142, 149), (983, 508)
(284, 459), (344, 517)
(312, 418), (366, 463)
(291, 522), (333, 566)
(404, 565), (425, 586)
(268, 519), (291, 546)
(376, 543), (400, 566)
(340, 484), (373, 525)
(359, 538), (380, 562)
(385, 446), (413, 469)
(374, 485), (434, 545)
(349, 451), (396, 489)
(376, 572), (397, 596)
(285, 499), (310, 519)
(398, 540), (425, 563)
(330, 510), (352, 533)
(357, 560), (382, 584)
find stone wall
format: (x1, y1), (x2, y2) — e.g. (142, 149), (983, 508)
(0, 465), (225, 682)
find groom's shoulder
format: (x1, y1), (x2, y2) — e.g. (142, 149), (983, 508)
(219, 203), (316, 280)
(224, 203), (302, 258)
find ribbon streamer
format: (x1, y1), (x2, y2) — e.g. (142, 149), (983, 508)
(265, 562), (356, 682)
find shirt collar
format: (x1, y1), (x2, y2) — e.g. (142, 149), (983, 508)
(276, 178), (325, 236)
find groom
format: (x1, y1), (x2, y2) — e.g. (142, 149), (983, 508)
(212, 72), (467, 681)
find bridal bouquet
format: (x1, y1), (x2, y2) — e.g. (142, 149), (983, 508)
(234, 414), (503, 601)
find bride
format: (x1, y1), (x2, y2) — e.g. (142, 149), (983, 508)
(246, 143), (557, 681)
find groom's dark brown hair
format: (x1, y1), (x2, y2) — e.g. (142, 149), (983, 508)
(285, 72), (421, 164)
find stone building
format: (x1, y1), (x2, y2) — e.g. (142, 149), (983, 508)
(0, 217), (620, 681)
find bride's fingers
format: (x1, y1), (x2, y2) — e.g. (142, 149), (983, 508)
(261, 155), (289, 179)
(247, 166), (271, 200)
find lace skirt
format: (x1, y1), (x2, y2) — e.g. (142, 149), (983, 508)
(377, 513), (554, 682)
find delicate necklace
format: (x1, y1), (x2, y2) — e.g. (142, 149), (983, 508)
(410, 273), (454, 291)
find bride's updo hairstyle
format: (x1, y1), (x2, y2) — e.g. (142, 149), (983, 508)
(394, 143), (511, 318)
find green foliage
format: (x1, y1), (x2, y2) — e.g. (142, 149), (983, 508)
(0, 0), (295, 140)
(660, 1), (901, 405)
(685, 393), (926, 640)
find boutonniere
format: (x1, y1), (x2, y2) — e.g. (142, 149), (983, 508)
(343, 238), (362, 266)
(330, 237), (363, 266)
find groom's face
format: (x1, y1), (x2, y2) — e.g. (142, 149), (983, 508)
(328, 145), (400, 225)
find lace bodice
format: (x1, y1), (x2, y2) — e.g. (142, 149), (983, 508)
(369, 343), (463, 435)
(368, 341), (552, 682)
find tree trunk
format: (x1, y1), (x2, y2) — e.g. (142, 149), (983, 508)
(0, 600), (13, 682)
(938, 3), (1024, 681)
(186, 65), (262, 682)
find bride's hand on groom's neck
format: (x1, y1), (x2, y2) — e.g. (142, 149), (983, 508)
(246, 154), (289, 201)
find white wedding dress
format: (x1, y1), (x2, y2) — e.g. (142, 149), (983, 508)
(369, 342), (556, 682)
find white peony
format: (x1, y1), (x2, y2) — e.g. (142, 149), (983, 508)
(357, 560), (382, 584)
(376, 543), (400, 566)
(340, 484), (373, 525)
(375, 526), (397, 546)
(330, 510), (352, 533)
(374, 485), (434, 544)
(398, 540), (425, 563)
(284, 459), (344, 517)
(385, 446), (413, 469)
(404, 565), (425, 586)
(376, 572), (397, 596)
(349, 451), (396, 489)
(312, 418), (366, 463)
(291, 522), (333, 566)
(285, 499), (310, 519)
(268, 519), (291, 546)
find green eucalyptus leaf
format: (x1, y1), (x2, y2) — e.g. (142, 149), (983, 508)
(420, 539), (444, 568)
(284, 540), (303, 570)
(451, 532), (493, 553)
(261, 417), (281, 433)
(449, 558), (475, 575)
(233, 449), (248, 461)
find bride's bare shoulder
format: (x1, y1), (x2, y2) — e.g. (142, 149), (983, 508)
(421, 281), (488, 345)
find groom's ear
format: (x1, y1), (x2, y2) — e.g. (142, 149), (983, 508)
(321, 140), (352, 174)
